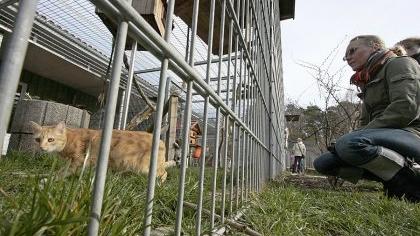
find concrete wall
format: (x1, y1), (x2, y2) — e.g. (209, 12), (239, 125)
(8, 100), (90, 154)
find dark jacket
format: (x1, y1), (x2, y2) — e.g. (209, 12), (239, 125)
(359, 56), (420, 137)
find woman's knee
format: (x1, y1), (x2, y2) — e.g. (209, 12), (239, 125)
(335, 131), (378, 164)
(313, 153), (340, 176)
(313, 156), (325, 173)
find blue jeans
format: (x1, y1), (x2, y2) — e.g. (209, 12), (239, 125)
(293, 156), (304, 173)
(314, 128), (420, 181)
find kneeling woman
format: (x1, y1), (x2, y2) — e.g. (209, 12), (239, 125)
(314, 35), (420, 202)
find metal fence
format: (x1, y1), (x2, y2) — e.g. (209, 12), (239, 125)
(0, 0), (287, 235)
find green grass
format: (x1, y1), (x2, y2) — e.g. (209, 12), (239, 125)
(2, 153), (419, 235)
(243, 175), (420, 235)
(0, 152), (231, 235)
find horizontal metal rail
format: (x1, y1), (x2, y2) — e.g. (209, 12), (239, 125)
(133, 53), (242, 74)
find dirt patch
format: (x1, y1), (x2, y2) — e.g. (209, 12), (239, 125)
(279, 173), (383, 193)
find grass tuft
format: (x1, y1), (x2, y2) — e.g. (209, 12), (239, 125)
(0, 152), (223, 235)
(243, 174), (420, 235)
(2, 153), (418, 235)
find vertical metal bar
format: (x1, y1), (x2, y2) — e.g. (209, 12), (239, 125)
(256, 3), (267, 189)
(252, 78), (256, 193)
(274, 0), (285, 174)
(260, 107), (263, 190)
(258, 145), (262, 189)
(210, 103), (221, 225)
(258, 92), (261, 191)
(221, 114), (229, 220)
(211, 0), (226, 228)
(210, 104), (221, 227)
(226, 22), (236, 215)
(161, 75), (173, 140)
(225, 6), (234, 217)
(239, 0), (246, 205)
(164, 76), (172, 106)
(256, 26), (261, 191)
(268, 0), (273, 180)
(256, 97), (259, 191)
(231, 121), (237, 209)
(121, 41), (137, 130)
(249, 25), (253, 194)
(259, 145), (262, 191)
(255, 69), (259, 192)
(232, 0), (241, 211)
(195, 0), (216, 233)
(250, 0), (256, 193)
(257, 19), (263, 190)
(0, 0), (38, 153)
(143, 0), (176, 234)
(244, 0), (251, 201)
(250, 16), (257, 193)
(264, 106), (267, 186)
(118, 90), (125, 129)
(272, 0), (278, 175)
(253, 76), (258, 193)
(175, 0), (200, 233)
(177, 26), (190, 139)
(175, 79), (193, 234)
(88, 11), (129, 236)
(247, 0), (254, 195)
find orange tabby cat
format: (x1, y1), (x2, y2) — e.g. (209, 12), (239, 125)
(30, 121), (170, 182)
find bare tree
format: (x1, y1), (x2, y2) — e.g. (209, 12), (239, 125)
(290, 38), (361, 153)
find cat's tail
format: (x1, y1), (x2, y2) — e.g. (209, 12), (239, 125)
(164, 160), (177, 168)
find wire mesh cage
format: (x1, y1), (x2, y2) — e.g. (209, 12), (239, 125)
(0, 0), (293, 235)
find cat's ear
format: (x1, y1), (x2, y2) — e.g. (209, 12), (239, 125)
(55, 121), (66, 134)
(29, 121), (42, 134)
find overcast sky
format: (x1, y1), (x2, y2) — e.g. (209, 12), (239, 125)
(280, 0), (419, 108)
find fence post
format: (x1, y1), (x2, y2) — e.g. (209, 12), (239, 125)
(174, 0), (200, 233)
(165, 95), (178, 161)
(87, 3), (130, 234)
(0, 0), (39, 155)
(195, 0), (216, 233)
(269, 0), (274, 179)
(143, 0), (176, 234)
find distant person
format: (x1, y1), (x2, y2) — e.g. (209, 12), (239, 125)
(394, 37), (420, 64)
(314, 35), (420, 202)
(292, 138), (306, 174)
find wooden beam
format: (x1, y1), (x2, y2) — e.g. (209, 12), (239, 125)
(165, 95), (178, 161)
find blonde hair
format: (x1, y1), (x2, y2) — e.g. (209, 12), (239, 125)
(397, 37), (420, 49)
(390, 44), (407, 56)
(350, 35), (386, 50)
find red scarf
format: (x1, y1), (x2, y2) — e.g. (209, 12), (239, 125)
(350, 50), (396, 88)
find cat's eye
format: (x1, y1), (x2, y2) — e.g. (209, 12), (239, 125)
(35, 138), (41, 143)
(48, 138), (54, 142)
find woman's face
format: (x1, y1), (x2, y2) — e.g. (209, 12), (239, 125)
(344, 39), (377, 71)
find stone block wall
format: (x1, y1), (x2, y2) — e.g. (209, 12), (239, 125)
(8, 99), (90, 154)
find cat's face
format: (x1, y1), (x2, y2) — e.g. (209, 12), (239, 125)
(30, 121), (67, 152)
